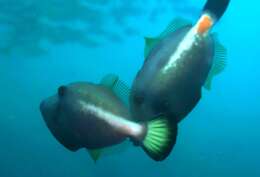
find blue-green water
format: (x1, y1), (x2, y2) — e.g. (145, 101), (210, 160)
(0, 0), (259, 177)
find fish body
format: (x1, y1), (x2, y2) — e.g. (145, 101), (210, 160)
(40, 82), (142, 150)
(130, 0), (230, 123)
(40, 79), (176, 161)
(130, 25), (214, 123)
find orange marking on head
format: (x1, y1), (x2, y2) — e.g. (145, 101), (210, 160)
(197, 15), (213, 34)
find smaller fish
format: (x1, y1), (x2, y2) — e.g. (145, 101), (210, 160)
(40, 75), (177, 161)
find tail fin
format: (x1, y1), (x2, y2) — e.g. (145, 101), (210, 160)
(140, 118), (177, 161)
(202, 0), (230, 21)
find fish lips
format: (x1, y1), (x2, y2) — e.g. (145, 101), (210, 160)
(40, 95), (82, 152)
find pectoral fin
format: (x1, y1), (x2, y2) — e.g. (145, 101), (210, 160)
(100, 74), (131, 107)
(204, 33), (227, 90)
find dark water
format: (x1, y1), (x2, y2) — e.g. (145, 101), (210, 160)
(0, 0), (259, 177)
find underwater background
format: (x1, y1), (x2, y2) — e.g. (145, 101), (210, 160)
(0, 0), (259, 177)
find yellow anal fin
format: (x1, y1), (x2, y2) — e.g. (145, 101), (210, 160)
(88, 149), (102, 163)
(87, 142), (131, 162)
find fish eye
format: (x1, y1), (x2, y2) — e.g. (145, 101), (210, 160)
(58, 86), (67, 97)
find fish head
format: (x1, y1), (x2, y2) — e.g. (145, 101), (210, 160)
(40, 85), (83, 151)
(41, 82), (129, 149)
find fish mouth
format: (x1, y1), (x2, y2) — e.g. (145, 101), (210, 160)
(40, 96), (82, 151)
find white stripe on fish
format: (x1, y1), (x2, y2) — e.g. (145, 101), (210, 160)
(78, 100), (144, 138)
(162, 13), (214, 74)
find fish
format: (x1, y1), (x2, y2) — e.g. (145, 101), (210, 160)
(127, 0), (230, 154)
(40, 75), (176, 162)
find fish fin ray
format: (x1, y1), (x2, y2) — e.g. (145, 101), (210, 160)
(87, 141), (131, 162)
(159, 17), (192, 38)
(144, 18), (192, 58)
(144, 37), (160, 58)
(87, 149), (102, 162)
(140, 117), (177, 161)
(204, 34), (227, 90)
(100, 74), (131, 107)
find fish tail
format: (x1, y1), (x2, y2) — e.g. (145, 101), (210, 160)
(131, 117), (178, 161)
(202, 0), (230, 21)
(197, 0), (230, 34)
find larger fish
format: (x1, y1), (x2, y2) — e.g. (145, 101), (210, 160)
(128, 0), (230, 153)
(40, 75), (176, 162)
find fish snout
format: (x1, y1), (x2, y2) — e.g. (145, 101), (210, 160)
(39, 95), (59, 123)
(39, 100), (48, 120)
(39, 95), (82, 151)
